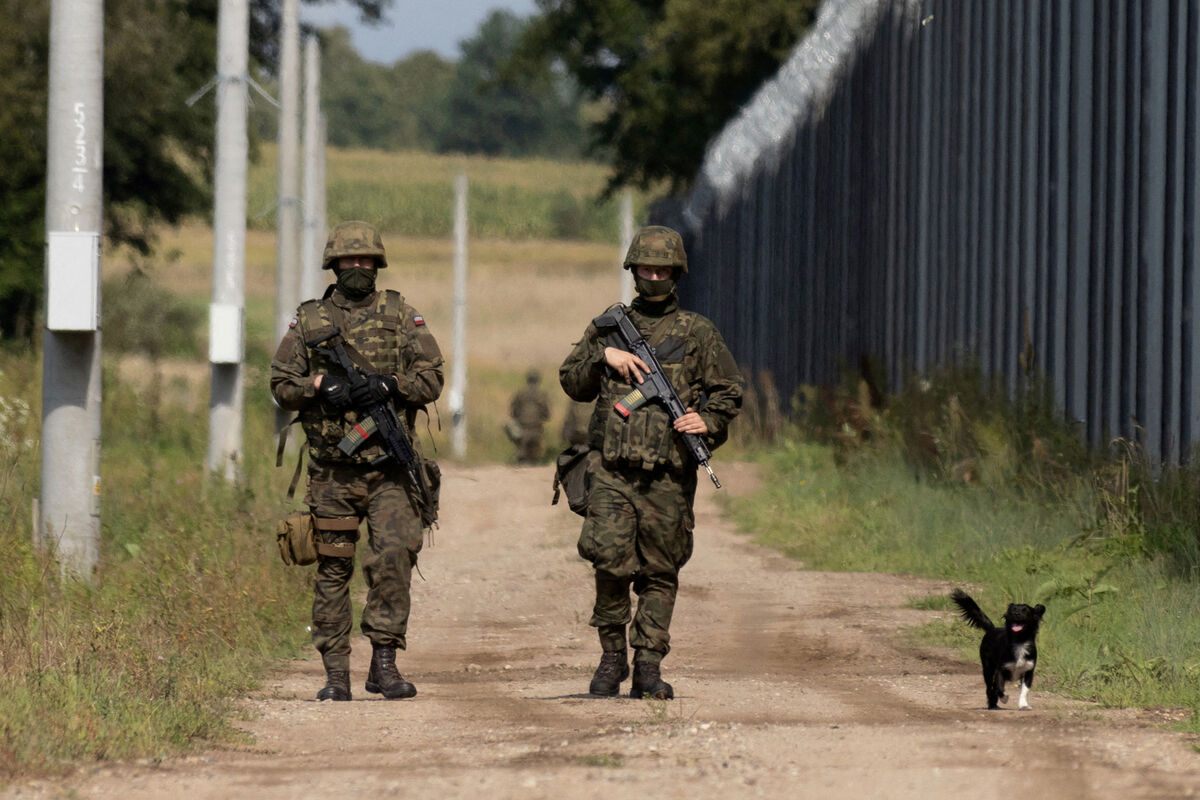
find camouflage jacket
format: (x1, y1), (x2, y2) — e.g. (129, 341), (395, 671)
(559, 295), (743, 472)
(270, 288), (444, 465)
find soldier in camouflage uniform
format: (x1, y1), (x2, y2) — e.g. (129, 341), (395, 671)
(270, 220), (444, 702)
(559, 225), (742, 699)
(508, 370), (551, 464)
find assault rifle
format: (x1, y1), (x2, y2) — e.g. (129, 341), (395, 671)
(592, 303), (721, 488)
(307, 328), (437, 527)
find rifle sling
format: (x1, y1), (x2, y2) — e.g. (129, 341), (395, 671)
(275, 414), (307, 501)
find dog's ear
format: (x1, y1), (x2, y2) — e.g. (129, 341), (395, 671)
(1034, 604), (1045, 618)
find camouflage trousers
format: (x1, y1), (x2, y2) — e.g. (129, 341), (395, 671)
(577, 461), (697, 663)
(305, 461), (424, 672)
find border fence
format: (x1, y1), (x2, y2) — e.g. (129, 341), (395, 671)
(657, 0), (1200, 465)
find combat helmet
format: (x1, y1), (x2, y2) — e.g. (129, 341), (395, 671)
(322, 220), (388, 270)
(622, 225), (687, 275)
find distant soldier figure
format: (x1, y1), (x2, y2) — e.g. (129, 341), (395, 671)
(508, 369), (551, 465)
(270, 220), (444, 702)
(559, 225), (743, 699)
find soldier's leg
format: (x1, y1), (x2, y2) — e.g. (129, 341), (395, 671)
(577, 465), (639, 694)
(629, 570), (679, 663)
(628, 471), (695, 699)
(312, 532), (356, 669)
(578, 468), (639, 634)
(307, 466), (366, 680)
(592, 571), (633, 648)
(360, 473), (423, 650)
(360, 472), (423, 699)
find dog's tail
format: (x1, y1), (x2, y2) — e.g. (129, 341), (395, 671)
(950, 589), (996, 632)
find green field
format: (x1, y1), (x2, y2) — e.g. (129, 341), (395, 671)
(247, 144), (646, 242)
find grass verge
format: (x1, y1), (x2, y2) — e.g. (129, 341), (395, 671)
(0, 348), (311, 781)
(729, 369), (1200, 729)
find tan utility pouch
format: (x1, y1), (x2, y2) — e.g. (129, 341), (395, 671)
(275, 511), (318, 566)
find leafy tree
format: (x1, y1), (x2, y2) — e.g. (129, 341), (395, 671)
(514, 0), (818, 194)
(440, 10), (583, 159)
(0, 0), (219, 339)
(250, 0), (391, 69)
(0, 0), (49, 338)
(0, 0), (388, 340)
(318, 27), (453, 151)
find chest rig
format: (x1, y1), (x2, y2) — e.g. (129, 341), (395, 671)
(297, 290), (408, 465)
(595, 307), (698, 471)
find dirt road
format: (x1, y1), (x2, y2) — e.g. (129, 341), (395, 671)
(7, 463), (1199, 799)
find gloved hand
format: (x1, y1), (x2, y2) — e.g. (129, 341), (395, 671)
(349, 374), (398, 407)
(319, 376), (352, 410)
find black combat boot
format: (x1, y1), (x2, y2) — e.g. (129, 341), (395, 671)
(588, 648), (630, 696)
(316, 669), (351, 701)
(365, 645), (417, 699)
(629, 661), (674, 700)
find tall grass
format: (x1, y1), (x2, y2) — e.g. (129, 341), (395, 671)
(731, 365), (1200, 726)
(0, 347), (311, 781)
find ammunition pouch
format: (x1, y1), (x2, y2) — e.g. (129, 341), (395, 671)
(551, 444), (599, 517)
(275, 511), (318, 566)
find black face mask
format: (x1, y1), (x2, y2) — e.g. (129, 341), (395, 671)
(336, 267), (376, 300)
(634, 275), (675, 298)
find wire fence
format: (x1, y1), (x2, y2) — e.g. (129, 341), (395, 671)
(656, 0), (1200, 465)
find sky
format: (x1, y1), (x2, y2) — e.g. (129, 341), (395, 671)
(301, 0), (540, 64)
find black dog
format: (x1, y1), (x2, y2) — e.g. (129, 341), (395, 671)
(950, 589), (1045, 710)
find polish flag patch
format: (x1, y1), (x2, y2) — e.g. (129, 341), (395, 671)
(288, 317), (298, 328)
(413, 315), (426, 326)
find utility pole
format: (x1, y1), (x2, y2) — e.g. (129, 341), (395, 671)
(449, 173), (468, 460)
(40, 0), (104, 578)
(619, 188), (635, 304)
(273, 0), (301, 432)
(300, 34), (325, 303)
(205, 0), (250, 482)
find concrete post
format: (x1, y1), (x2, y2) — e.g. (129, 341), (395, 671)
(206, 0), (250, 482)
(41, 0), (105, 578)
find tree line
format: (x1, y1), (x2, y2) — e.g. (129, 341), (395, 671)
(0, 0), (816, 341)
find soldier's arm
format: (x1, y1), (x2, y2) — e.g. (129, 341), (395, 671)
(395, 305), (444, 406)
(558, 323), (606, 402)
(269, 320), (319, 411)
(693, 325), (744, 450)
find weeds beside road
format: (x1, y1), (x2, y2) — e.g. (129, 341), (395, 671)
(730, 368), (1200, 726)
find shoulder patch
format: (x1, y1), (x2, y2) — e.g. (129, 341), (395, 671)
(413, 314), (425, 326)
(288, 317), (298, 328)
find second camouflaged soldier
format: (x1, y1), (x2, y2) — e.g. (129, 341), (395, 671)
(559, 225), (742, 699)
(270, 221), (444, 702)
(508, 369), (551, 464)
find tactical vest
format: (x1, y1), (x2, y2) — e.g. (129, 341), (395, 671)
(297, 290), (410, 465)
(592, 308), (698, 471)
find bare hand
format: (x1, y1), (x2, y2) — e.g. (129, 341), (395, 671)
(604, 347), (651, 385)
(673, 408), (708, 436)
